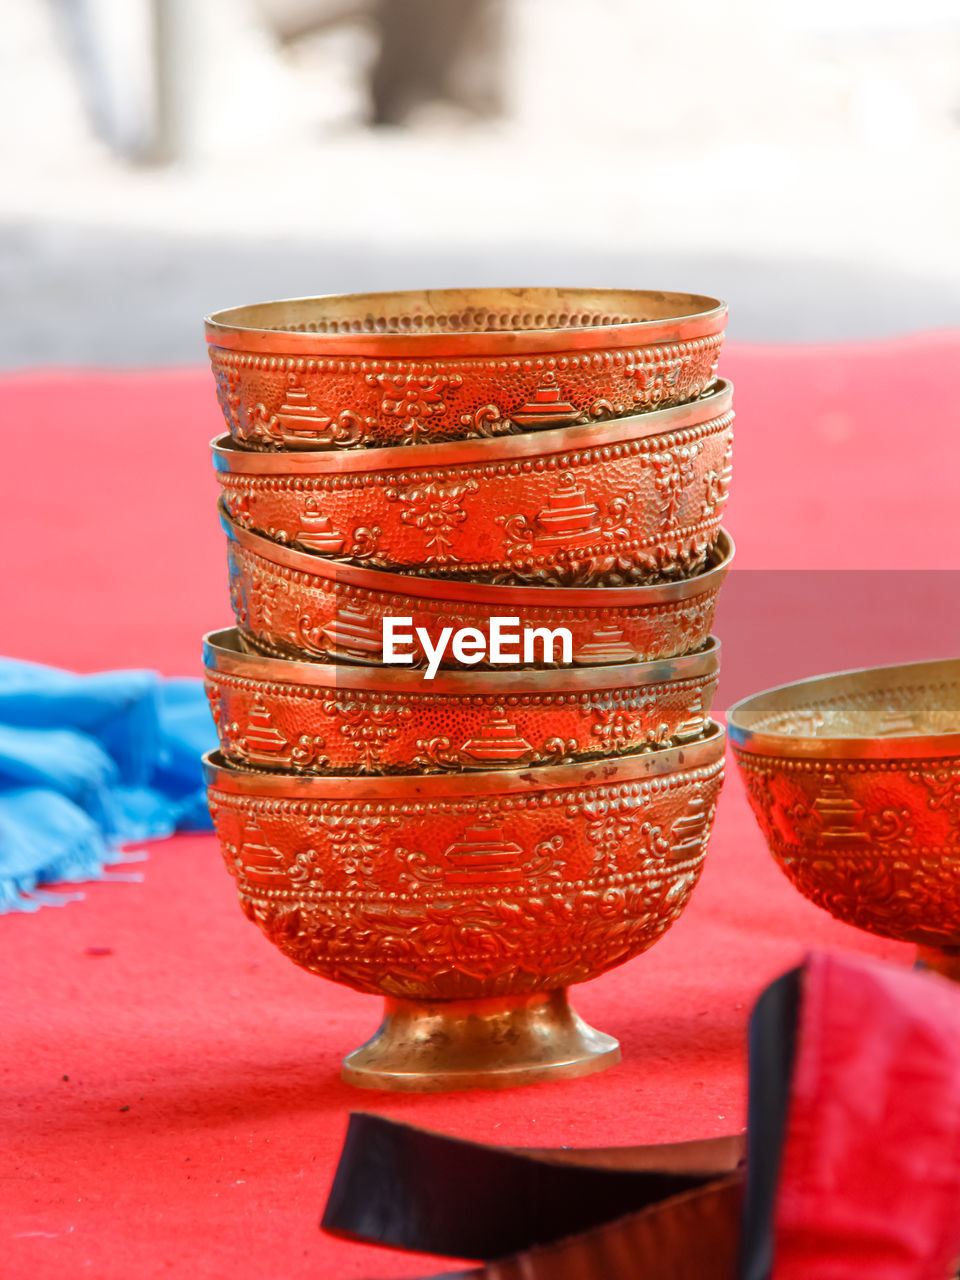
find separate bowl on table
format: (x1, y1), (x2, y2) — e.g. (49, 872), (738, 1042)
(203, 627), (720, 775)
(222, 512), (734, 670)
(728, 658), (960, 979)
(204, 722), (726, 1090)
(205, 287), (727, 451)
(213, 382), (734, 587)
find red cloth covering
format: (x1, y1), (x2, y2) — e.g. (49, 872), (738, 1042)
(2, 334), (959, 1279)
(775, 952), (960, 1280)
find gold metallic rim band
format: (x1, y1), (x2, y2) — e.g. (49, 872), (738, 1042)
(727, 657), (960, 759)
(221, 512), (734, 606)
(211, 383), (734, 476)
(202, 722), (726, 799)
(203, 628), (720, 694)
(205, 288), (726, 358)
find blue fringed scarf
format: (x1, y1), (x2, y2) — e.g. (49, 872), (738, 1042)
(0, 658), (216, 912)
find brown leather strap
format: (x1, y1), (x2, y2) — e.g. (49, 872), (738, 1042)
(518, 1134), (745, 1173)
(414, 1176), (744, 1280)
(322, 1114), (744, 1263)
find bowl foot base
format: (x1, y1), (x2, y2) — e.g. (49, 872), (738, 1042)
(341, 988), (620, 1092)
(916, 945), (960, 982)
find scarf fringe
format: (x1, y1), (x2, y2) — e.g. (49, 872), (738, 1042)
(0, 840), (150, 912)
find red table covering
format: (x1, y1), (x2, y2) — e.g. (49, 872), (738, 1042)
(2, 334), (959, 1279)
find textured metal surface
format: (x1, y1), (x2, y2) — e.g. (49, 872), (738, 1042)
(204, 724), (725, 1002)
(213, 383), (733, 586)
(205, 288), (726, 450)
(223, 515), (733, 669)
(203, 628), (720, 775)
(340, 991), (620, 1092)
(729, 659), (960, 958)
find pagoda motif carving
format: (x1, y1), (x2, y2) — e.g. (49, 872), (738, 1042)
(497, 472), (602, 552)
(810, 772), (870, 842)
(509, 372), (580, 429)
(247, 375), (367, 448)
(237, 818), (289, 887)
(460, 709), (535, 766)
(321, 604), (383, 662)
(674, 689), (706, 742)
(243, 695), (290, 762)
(396, 825), (565, 889)
(296, 500), (347, 554)
(534, 473), (601, 546)
(274, 380), (325, 439)
(669, 792), (711, 861)
(574, 626), (638, 664)
(442, 820), (526, 883)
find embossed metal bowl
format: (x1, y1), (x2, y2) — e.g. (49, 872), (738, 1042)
(728, 659), (960, 979)
(213, 382), (733, 587)
(203, 627), (720, 776)
(205, 287), (726, 451)
(223, 513), (733, 669)
(204, 722), (725, 1090)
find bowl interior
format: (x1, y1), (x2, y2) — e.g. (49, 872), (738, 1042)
(207, 288), (723, 337)
(728, 658), (960, 744)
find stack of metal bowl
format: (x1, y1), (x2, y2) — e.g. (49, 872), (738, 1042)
(201, 288), (735, 1091)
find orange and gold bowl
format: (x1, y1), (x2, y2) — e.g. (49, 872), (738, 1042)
(728, 658), (960, 979)
(203, 627), (720, 775)
(223, 513), (733, 669)
(205, 287), (726, 451)
(213, 382), (733, 586)
(204, 722), (725, 1089)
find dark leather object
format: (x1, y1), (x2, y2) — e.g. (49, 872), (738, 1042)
(424, 1177), (743, 1280)
(322, 953), (960, 1278)
(323, 1113), (744, 1263)
(739, 969), (799, 1280)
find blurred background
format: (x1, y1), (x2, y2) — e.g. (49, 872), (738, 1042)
(2, 0), (958, 365)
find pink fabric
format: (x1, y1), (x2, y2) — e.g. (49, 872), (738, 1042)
(774, 951), (960, 1280)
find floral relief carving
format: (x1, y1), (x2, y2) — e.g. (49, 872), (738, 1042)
(910, 767), (960, 825)
(366, 371), (464, 442)
(642, 443), (703, 526)
(384, 477), (480, 563)
(310, 811), (402, 889)
(321, 698), (415, 772)
(590, 691), (670, 753)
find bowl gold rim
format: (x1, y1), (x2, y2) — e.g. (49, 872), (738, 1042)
(202, 721), (726, 799)
(726, 657), (960, 760)
(204, 287), (727, 358)
(221, 511), (734, 606)
(202, 627), (720, 694)
(211, 382), (733, 476)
